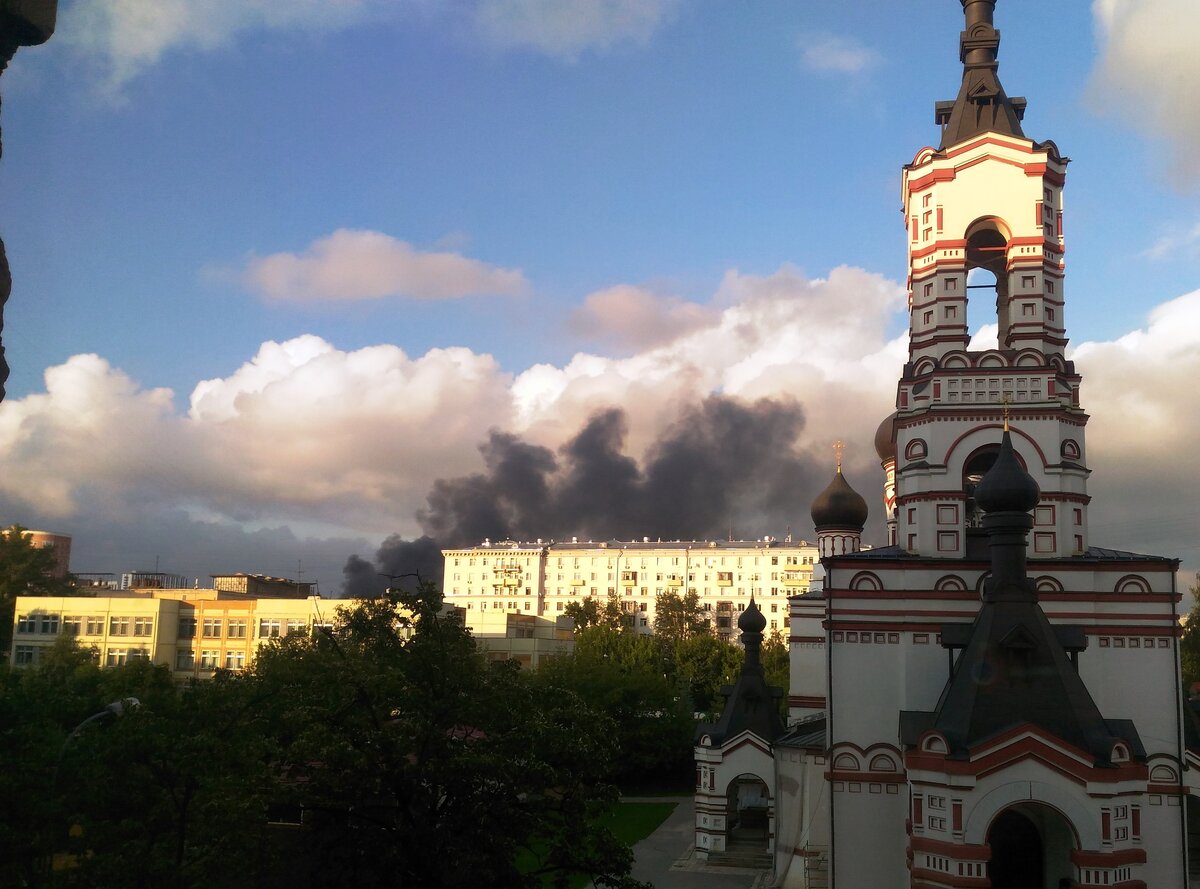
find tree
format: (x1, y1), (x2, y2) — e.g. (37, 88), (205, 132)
(652, 590), (709, 646)
(673, 632), (743, 715)
(564, 594), (628, 633)
(1180, 573), (1200, 693)
(0, 525), (75, 656)
(761, 630), (791, 717)
(250, 585), (650, 888)
(536, 626), (693, 787)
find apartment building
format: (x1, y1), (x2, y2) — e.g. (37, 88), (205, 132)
(9, 589), (338, 678)
(442, 537), (820, 641)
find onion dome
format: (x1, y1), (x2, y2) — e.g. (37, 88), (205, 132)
(974, 430), (1040, 514)
(874, 412), (898, 463)
(811, 471), (869, 530)
(738, 597), (767, 634)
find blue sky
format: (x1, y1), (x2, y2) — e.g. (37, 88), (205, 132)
(2, 0), (1198, 591)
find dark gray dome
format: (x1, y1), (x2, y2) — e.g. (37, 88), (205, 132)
(811, 471), (869, 530)
(875, 412), (898, 462)
(738, 598), (767, 634)
(975, 431), (1040, 514)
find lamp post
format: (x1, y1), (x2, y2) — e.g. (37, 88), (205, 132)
(44, 698), (141, 883)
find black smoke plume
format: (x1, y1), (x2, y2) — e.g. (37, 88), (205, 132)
(342, 395), (826, 594)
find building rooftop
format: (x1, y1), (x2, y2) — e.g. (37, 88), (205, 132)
(443, 536), (814, 554)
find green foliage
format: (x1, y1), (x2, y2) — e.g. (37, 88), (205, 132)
(563, 595), (628, 633)
(535, 625), (693, 787)
(761, 630), (790, 701)
(652, 590), (709, 646)
(0, 525), (76, 655)
(0, 585), (648, 889)
(672, 632), (743, 714)
(1180, 573), (1200, 693)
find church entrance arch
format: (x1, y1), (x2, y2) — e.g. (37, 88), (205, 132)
(987, 803), (1076, 889)
(725, 773), (770, 849)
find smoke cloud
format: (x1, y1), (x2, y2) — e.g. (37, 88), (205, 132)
(342, 395), (833, 592)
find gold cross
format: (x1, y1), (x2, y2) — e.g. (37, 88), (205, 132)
(1001, 393), (1012, 432)
(833, 440), (845, 473)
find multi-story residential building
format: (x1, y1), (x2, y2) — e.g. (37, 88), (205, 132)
(10, 588), (574, 674)
(443, 537), (820, 641)
(9, 589), (336, 678)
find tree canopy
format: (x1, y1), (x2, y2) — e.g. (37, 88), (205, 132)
(1, 586), (649, 889)
(0, 525), (75, 656)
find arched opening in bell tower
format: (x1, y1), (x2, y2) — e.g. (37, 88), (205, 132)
(965, 217), (1011, 348)
(963, 444), (1001, 531)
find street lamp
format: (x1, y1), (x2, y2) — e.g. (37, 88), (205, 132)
(44, 698), (141, 881)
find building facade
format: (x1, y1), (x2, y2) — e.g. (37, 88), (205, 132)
(10, 590), (337, 678)
(443, 537), (819, 641)
(700, 3), (1195, 887)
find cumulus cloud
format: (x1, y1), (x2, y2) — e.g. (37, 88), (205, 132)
(568, 284), (718, 352)
(1090, 0), (1200, 186)
(61, 0), (394, 93)
(474, 0), (680, 58)
(10, 265), (1197, 585)
(241, 229), (528, 302)
(1071, 289), (1200, 564)
(799, 32), (881, 75)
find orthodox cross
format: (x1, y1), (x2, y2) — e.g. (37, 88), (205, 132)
(833, 440), (845, 473)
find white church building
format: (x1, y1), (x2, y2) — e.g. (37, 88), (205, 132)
(695, 2), (1196, 886)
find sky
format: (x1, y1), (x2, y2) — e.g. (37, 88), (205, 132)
(1, 0), (1198, 594)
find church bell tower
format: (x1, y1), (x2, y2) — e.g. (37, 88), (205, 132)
(889, 0), (1089, 561)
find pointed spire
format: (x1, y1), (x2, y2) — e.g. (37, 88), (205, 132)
(935, 0), (1026, 149)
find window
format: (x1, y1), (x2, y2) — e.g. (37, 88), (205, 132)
(178, 617), (196, 638)
(227, 619), (247, 639)
(62, 616), (82, 636)
(923, 310), (933, 324)
(133, 617), (154, 636)
(106, 648), (128, 666)
(259, 619), (281, 638)
(128, 648), (149, 661)
(224, 651), (246, 670)
(109, 617), (130, 636)
(176, 649), (195, 670)
(14, 645), (36, 665)
(40, 614), (60, 634)
(16, 614), (36, 634)
(199, 650), (220, 669)
(202, 618), (222, 638)
(86, 616), (104, 635)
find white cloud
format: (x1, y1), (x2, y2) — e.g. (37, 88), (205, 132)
(1142, 221), (1200, 260)
(61, 0), (392, 94)
(515, 265), (907, 462)
(474, 0), (680, 58)
(241, 229), (528, 302)
(9, 270), (1200, 579)
(1070, 289), (1200, 564)
(1090, 0), (1200, 186)
(799, 32), (881, 75)
(568, 284), (718, 352)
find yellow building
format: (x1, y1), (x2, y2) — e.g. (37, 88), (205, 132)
(443, 537), (820, 642)
(9, 590), (340, 678)
(9, 589), (574, 674)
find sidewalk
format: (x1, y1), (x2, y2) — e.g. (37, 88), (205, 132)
(620, 796), (771, 889)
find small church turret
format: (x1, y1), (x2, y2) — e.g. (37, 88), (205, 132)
(810, 443), (868, 559)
